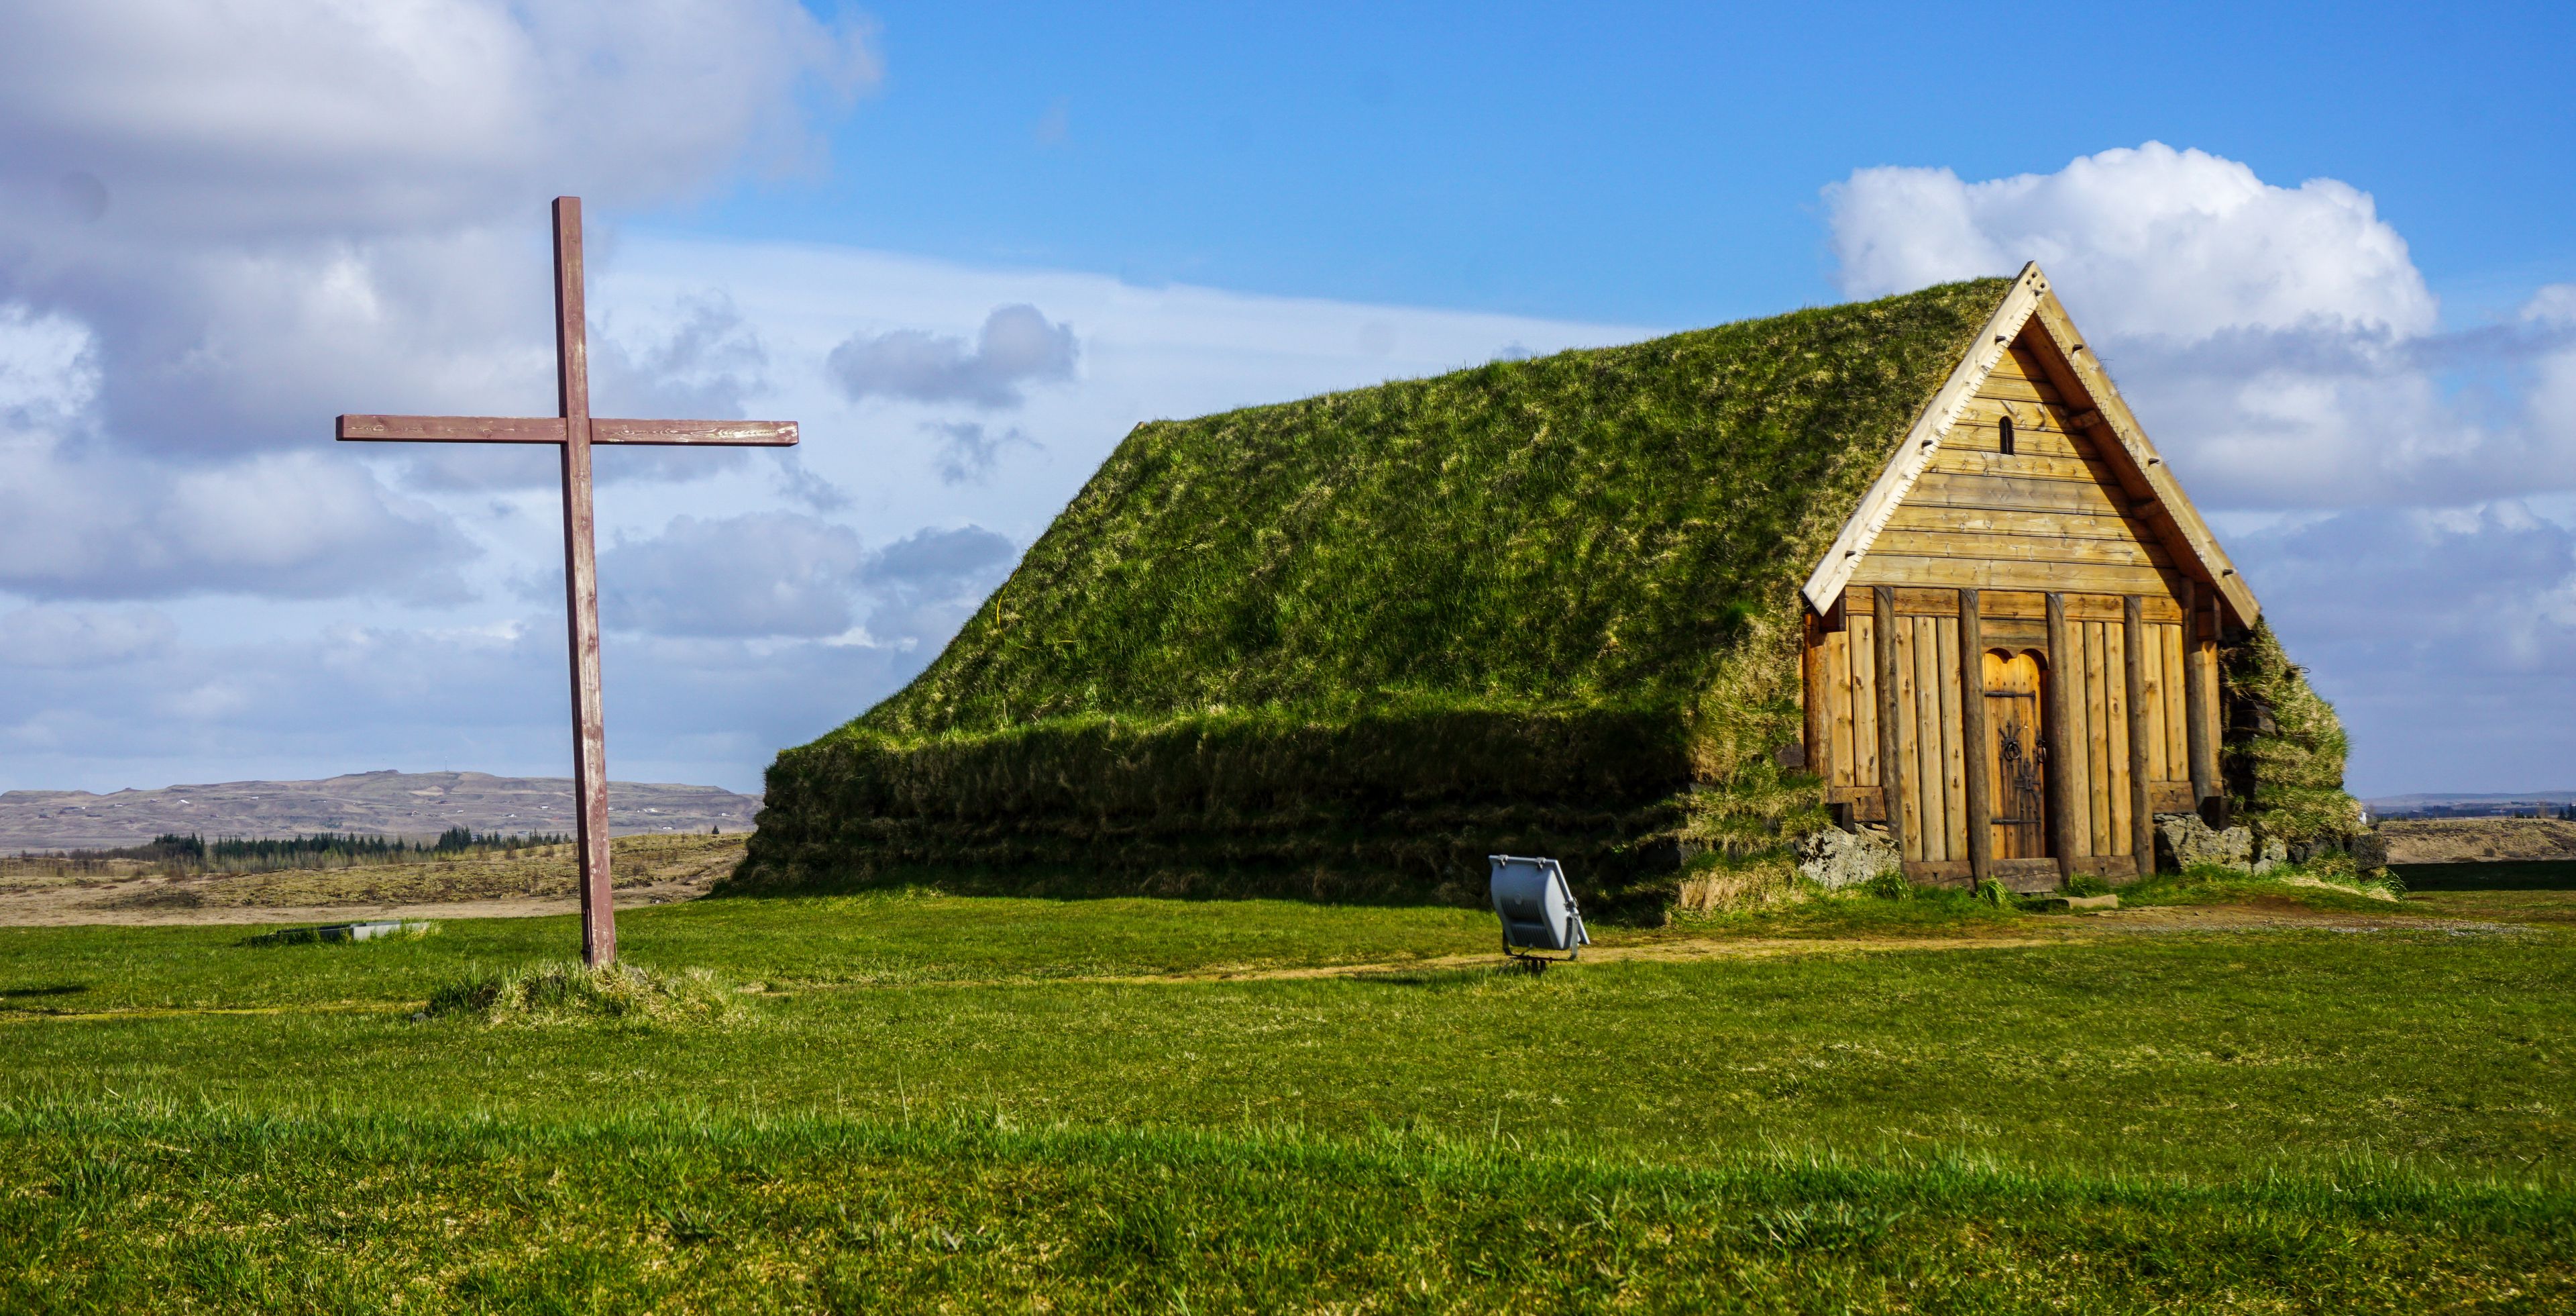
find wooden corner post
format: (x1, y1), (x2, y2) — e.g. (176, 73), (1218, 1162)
(2123, 595), (2155, 877)
(1873, 585), (1908, 854)
(2043, 592), (2078, 885)
(1801, 605), (1827, 780)
(1958, 588), (1992, 883)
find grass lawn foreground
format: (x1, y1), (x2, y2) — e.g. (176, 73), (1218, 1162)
(1, 875), (2569, 1311)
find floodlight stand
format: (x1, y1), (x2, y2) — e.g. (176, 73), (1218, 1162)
(1501, 930), (1581, 973)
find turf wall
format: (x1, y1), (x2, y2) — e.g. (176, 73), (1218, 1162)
(2222, 619), (2365, 848)
(735, 702), (1705, 915)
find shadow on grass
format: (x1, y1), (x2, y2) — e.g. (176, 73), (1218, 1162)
(0, 983), (87, 999)
(1340, 964), (1528, 989)
(2394, 860), (2576, 892)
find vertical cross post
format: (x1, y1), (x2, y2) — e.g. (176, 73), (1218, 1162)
(336, 197), (799, 967)
(551, 198), (615, 966)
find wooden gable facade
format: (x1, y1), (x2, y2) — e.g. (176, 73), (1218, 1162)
(1798, 264), (2255, 891)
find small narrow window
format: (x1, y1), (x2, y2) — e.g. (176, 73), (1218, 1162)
(1998, 413), (2017, 455)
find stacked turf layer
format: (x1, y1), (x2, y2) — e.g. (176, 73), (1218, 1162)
(2224, 621), (2363, 852)
(739, 278), (2019, 911)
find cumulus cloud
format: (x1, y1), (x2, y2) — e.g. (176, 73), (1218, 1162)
(0, 0), (877, 603)
(827, 305), (1079, 408)
(1824, 142), (2576, 509)
(600, 512), (867, 639)
(924, 419), (1038, 485)
(396, 292), (778, 493)
(0, 1), (879, 240)
(0, 316), (472, 601)
(0, 1), (875, 456)
(0, 304), (95, 423)
(0, 605), (176, 668)
(1827, 143), (2434, 340)
(0, 440), (476, 602)
(590, 515), (1019, 646)
(2224, 503), (2576, 794)
(859, 525), (1020, 650)
(866, 525), (1017, 588)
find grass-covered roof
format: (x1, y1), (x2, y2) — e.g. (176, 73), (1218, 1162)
(842, 276), (2015, 745)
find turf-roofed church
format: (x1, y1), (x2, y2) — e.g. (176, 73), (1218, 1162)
(743, 264), (2358, 911)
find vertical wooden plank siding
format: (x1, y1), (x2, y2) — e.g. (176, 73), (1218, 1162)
(2045, 593), (2080, 876)
(2141, 621), (2170, 783)
(2084, 621), (2112, 855)
(2182, 581), (2213, 807)
(1896, 617), (1926, 860)
(1862, 617), (1882, 791)
(1874, 587), (1909, 852)
(2104, 620), (2131, 855)
(1937, 617), (1968, 856)
(1827, 627), (1855, 787)
(2160, 625), (2188, 778)
(2124, 596), (2156, 873)
(1913, 616), (1947, 861)
(2061, 623), (2081, 860)
(1959, 589), (1992, 881)
(2198, 592), (2224, 803)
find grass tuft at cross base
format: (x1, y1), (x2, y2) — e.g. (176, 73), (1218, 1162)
(423, 960), (751, 1028)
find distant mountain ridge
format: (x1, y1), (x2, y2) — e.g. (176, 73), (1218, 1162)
(0, 770), (761, 852)
(2367, 791), (2576, 807)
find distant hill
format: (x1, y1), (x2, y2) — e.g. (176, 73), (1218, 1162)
(0, 771), (761, 853)
(2367, 792), (2576, 807)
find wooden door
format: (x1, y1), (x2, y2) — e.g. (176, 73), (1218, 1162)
(1982, 649), (2049, 859)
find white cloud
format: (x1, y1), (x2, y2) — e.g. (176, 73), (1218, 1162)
(0, 323), (469, 601)
(1820, 142), (2576, 510)
(1828, 142), (2434, 340)
(0, 605), (176, 668)
(828, 304), (1081, 408)
(0, 0), (879, 605)
(600, 512), (867, 639)
(924, 420), (1038, 485)
(2226, 501), (2576, 794)
(0, 1), (877, 239)
(0, 436), (475, 602)
(588, 513), (1021, 646)
(0, 305), (95, 422)
(856, 524), (1020, 652)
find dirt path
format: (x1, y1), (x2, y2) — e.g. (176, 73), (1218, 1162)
(1059, 902), (2526, 987)
(0, 848), (2518, 980)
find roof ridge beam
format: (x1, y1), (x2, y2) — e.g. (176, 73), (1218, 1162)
(1802, 263), (2049, 613)
(2021, 293), (2261, 624)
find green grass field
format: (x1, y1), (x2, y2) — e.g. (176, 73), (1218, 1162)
(4, 879), (2570, 1311)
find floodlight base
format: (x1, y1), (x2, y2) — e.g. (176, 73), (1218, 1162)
(1503, 940), (1579, 973)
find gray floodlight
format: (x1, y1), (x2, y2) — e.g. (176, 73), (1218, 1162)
(1488, 854), (1590, 969)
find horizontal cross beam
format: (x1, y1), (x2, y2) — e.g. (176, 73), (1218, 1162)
(337, 415), (798, 446)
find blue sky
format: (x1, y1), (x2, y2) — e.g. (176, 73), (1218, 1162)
(699, 1), (2576, 327)
(1, 1), (2572, 803)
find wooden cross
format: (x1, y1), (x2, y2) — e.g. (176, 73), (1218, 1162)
(337, 197), (797, 966)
